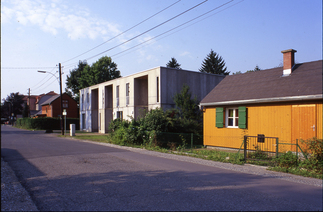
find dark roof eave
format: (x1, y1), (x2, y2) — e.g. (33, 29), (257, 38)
(199, 94), (323, 107)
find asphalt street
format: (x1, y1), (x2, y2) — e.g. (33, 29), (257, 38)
(1, 125), (322, 211)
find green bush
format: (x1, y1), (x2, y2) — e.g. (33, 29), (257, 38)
(299, 137), (323, 174)
(108, 107), (203, 148)
(16, 117), (79, 130)
(273, 151), (298, 168)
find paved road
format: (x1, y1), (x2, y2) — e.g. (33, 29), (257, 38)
(1, 125), (322, 211)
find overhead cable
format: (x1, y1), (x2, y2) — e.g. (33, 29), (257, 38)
(82, 0), (208, 62)
(30, 67), (57, 90)
(2, 66), (56, 70)
(111, 0), (235, 58)
(62, 0), (182, 64)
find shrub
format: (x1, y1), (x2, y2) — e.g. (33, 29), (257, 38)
(16, 117), (79, 130)
(273, 151), (298, 168)
(140, 108), (171, 132)
(299, 137), (323, 173)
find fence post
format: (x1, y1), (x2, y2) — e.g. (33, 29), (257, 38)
(296, 139), (298, 166)
(244, 136), (247, 161)
(276, 138), (279, 158)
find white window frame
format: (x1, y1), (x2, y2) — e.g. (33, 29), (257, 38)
(225, 108), (239, 128)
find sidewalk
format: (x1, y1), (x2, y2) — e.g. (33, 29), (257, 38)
(1, 158), (38, 211)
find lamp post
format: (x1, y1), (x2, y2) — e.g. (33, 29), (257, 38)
(38, 63), (64, 135)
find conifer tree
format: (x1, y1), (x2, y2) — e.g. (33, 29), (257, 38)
(199, 50), (229, 75)
(166, 57), (181, 69)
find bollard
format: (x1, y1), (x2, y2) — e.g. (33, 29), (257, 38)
(70, 124), (75, 136)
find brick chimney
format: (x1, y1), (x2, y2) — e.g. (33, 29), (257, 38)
(281, 49), (297, 76)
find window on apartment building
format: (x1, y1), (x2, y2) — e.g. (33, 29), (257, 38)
(116, 85), (120, 107)
(117, 111), (123, 120)
(156, 77), (159, 102)
(216, 107), (247, 129)
(87, 93), (89, 103)
(126, 83), (130, 105)
(82, 114), (86, 130)
(63, 100), (68, 108)
(82, 94), (84, 110)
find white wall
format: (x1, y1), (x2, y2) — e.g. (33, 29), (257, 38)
(80, 67), (225, 133)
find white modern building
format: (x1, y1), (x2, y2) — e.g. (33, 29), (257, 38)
(80, 66), (225, 133)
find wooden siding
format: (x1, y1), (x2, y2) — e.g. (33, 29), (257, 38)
(317, 103), (322, 139)
(203, 102), (322, 151)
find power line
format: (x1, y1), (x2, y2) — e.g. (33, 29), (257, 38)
(30, 67), (57, 90)
(111, 0), (235, 58)
(31, 71), (58, 91)
(82, 0), (209, 62)
(62, 0), (182, 64)
(2, 66), (56, 69)
(32, 77), (58, 93)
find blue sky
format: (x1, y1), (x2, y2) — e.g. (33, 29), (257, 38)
(1, 0), (322, 98)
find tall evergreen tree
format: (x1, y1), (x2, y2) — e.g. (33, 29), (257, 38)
(173, 84), (201, 121)
(199, 49), (229, 75)
(166, 57), (181, 69)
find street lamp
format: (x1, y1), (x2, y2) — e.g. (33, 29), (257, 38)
(37, 63), (64, 135)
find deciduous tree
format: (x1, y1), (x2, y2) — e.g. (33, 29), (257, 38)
(1, 92), (25, 118)
(65, 56), (121, 103)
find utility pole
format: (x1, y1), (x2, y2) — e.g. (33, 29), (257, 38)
(28, 88), (30, 117)
(59, 63), (64, 135)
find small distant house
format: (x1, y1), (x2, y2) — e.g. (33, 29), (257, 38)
(34, 91), (58, 117)
(80, 66), (226, 133)
(200, 49), (322, 151)
(41, 93), (78, 118)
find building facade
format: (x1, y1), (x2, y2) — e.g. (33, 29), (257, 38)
(80, 66), (225, 133)
(200, 49), (323, 151)
(41, 93), (78, 118)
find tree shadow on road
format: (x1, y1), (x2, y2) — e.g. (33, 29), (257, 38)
(13, 162), (323, 211)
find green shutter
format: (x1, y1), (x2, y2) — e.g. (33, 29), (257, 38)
(216, 107), (224, 128)
(238, 106), (247, 129)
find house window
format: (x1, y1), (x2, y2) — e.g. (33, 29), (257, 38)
(87, 93), (89, 103)
(82, 94), (84, 110)
(226, 108), (239, 128)
(63, 100), (68, 108)
(216, 107), (247, 129)
(117, 111), (123, 120)
(126, 83), (130, 105)
(116, 85), (119, 107)
(82, 113), (86, 130)
(156, 77), (159, 102)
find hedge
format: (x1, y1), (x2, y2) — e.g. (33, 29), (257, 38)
(16, 117), (79, 130)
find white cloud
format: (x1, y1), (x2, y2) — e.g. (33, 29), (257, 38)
(1, 0), (121, 40)
(180, 51), (190, 56)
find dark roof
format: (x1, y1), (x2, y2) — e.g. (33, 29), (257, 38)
(41, 95), (60, 106)
(200, 60), (322, 105)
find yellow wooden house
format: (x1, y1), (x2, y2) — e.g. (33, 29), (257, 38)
(200, 49), (322, 152)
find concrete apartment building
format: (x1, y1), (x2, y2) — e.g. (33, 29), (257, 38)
(80, 66), (225, 133)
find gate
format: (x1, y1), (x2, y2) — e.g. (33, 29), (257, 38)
(243, 135), (278, 162)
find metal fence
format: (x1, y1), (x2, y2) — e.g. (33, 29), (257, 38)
(242, 135), (278, 161)
(241, 135), (307, 162)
